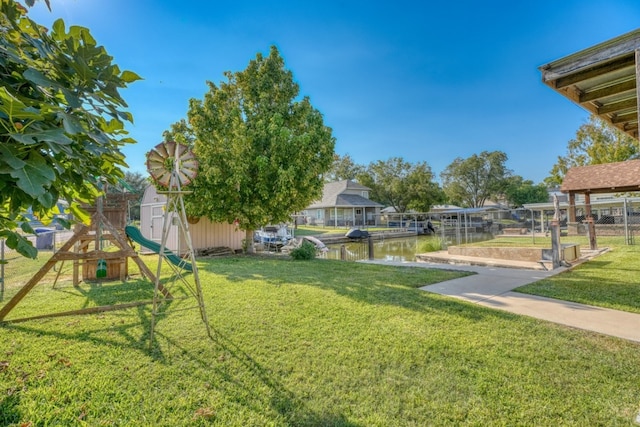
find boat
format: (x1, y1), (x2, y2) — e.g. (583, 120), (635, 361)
(254, 225), (293, 249)
(281, 235), (329, 254)
(345, 228), (370, 239)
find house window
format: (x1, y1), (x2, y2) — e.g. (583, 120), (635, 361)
(361, 191), (369, 199)
(317, 210), (323, 219)
(355, 209), (362, 215)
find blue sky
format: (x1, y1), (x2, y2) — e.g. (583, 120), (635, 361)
(27, 0), (640, 184)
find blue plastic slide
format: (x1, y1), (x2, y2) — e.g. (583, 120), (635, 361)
(125, 225), (192, 272)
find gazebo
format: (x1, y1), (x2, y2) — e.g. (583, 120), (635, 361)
(560, 159), (640, 248)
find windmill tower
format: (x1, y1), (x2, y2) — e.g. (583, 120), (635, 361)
(146, 140), (212, 347)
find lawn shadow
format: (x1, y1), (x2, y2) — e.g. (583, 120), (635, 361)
(154, 327), (361, 426)
(203, 256), (520, 323)
(0, 392), (21, 426)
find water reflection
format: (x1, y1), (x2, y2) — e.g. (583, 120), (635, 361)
(321, 233), (494, 262)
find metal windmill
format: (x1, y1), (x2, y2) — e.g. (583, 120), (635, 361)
(146, 140), (211, 347)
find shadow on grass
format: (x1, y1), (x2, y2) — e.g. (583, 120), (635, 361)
(154, 327), (361, 426)
(0, 393), (21, 426)
(202, 256), (518, 323)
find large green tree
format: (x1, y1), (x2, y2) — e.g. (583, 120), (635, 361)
(0, 1), (140, 258)
(440, 151), (511, 208)
(325, 153), (364, 182)
(357, 157), (444, 213)
(181, 46), (335, 250)
(503, 176), (548, 208)
(545, 115), (639, 186)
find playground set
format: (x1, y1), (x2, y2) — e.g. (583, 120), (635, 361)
(0, 141), (211, 346)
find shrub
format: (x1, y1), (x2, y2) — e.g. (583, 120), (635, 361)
(417, 237), (445, 253)
(290, 240), (317, 260)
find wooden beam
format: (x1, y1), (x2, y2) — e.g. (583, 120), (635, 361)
(610, 110), (637, 123)
(554, 54), (635, 89)
(579, 79), (636, 102)
(0, 224), (90, 320)
(0, 300), (156, 324)
(596, 97), (637, 114)
(636, 49), (640, 135)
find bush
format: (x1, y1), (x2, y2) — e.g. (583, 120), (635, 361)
(290, 240), (317, 260)
(417, 237), (445, 253)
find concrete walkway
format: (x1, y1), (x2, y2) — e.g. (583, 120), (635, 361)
(361, 260), (640, 344)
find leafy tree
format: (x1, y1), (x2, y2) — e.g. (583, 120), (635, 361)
(107, 171), (149, 221)
(357, 157), (444, 213)
(0, 1), (140, 258)
(181, 46), (335, 251)
(545, 115), (639, 186)
(440, 151), (511, 208)
(325, 154), (364, 182)
(503, 176), (548, 207)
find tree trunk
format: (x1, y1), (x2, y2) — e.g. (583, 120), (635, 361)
(245, 228), (255, 254)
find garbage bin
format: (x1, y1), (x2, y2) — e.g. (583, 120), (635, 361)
(35, 228), (54, 250)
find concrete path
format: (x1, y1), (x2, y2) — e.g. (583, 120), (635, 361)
(362, 260), (640, 343)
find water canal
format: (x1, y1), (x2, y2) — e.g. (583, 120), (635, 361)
(320, 233), (494, 262)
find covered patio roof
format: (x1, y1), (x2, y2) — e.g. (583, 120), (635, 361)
(539, 28), (640, 140)
(560, 159), (640, 194)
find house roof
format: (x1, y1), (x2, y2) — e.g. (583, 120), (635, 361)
(307, 180), (383, 209)
(560, 159), (640, 194)
(539, 28), (640, 140)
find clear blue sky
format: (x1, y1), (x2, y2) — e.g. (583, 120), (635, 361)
(28, 0), (640, 184)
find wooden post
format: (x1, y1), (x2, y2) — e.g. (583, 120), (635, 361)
(340, 244), (346, 261)
(584, 193), (597, 250)
(368, 236), (374, 260)
(568, 192), (576, 222)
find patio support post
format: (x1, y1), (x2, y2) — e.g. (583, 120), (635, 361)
(584, 192), (597, 250)
(636, 49), (640, 134)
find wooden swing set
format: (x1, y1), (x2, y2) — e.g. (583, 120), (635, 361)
(0, 192), (170, 323)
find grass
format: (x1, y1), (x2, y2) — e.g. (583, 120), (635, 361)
(516, 236), (640, 313)
(1, 255), (640, 425)
(461, 234), (640, 314)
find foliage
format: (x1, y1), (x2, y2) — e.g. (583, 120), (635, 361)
(107, 171), (149, 220)
(503, 175), (549, 207)
(324, 153), (364, 182)
(440, 150), (511, 208)
(179, 46), (335, 251)
(1, 256), (640, 425)
(357, 157), (444, 212)
(545, 115), (639, 186)
(0, 1), (140, 258)
(417, 236), (445, 252)
(289, 239), (317, 260)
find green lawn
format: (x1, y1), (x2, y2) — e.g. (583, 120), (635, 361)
(515, 236), (640, 313)
(1, 255), (640, 425)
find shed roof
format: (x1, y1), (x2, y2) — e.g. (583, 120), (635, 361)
(560, 159), (640, 194)
(539, 28), (640, 139)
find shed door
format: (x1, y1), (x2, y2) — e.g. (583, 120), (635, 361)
(151, 206), (164, 241)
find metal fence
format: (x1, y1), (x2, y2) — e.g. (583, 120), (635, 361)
(375, 200), (640, 247)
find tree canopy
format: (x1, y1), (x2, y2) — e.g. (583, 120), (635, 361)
(545, 115), (639, 187)
(440, 151), (511, 208)
(179, 46), (335, 247)
(325, 154), (364, 182)
(0, 1), (140, 257)
(357, 157), (444, 213)
(503, 175), (548, 207)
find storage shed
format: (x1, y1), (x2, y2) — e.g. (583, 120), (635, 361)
(139, 185), (245, 254)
